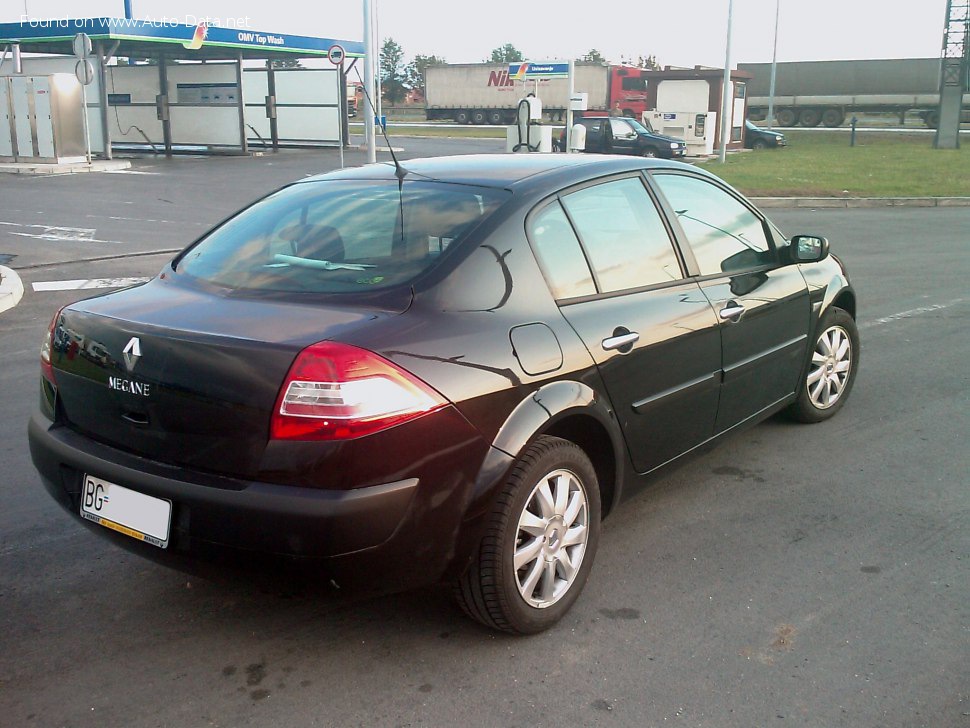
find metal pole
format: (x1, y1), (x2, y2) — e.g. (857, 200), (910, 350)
(766, 0), (780, 130)
(236, 53), (248, 155)
(363, 0), (376, 163)
(158, 54), (172, 158)
(718, 0), (734, 163)
(96, 41), (112, 160)
(566, 59), (574, 153)
(266, 59), (278, 151)
(374, 0), (383, 122)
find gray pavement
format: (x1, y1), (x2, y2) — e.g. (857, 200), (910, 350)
(0, 140), (967, 727)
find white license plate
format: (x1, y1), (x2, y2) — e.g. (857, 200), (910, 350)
(80, 475), (172, 549)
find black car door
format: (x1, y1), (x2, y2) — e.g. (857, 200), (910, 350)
(650, 171), (811, 433)
(527, 174), (722, 474)
(608, 119), (638, 155)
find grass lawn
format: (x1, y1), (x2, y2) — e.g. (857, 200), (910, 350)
(697, 131), (970, 197)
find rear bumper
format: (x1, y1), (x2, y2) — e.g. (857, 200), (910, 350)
(28, 410), (508, 587)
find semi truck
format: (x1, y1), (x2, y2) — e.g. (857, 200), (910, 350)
(424, 63), (650, 124)
(739, 58), (969, 128)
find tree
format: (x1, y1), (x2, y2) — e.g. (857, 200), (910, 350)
(489, 43), (524, 63)
(405, 54), (446, 95)
(380, 37), (408, 103)
(271, 58), (303, 69)
(620, 54), (660, 70)
(578, 49), (606, 64)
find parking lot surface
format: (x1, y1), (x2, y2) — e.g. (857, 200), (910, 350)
(1, 140), (967, 727)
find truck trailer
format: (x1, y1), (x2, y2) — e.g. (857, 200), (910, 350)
(740, 58), (969, 128)
(424, 63), (650, 124)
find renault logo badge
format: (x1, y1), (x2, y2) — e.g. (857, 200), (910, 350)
(123, 337), (141, 372)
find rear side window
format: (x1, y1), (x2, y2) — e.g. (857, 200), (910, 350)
(560, 177), (683, 293)
(528, 202), (596, 300)
(653, 174), (772, 276)
(178, 180), (509, 293)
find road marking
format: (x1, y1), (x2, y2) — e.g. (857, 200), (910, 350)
(861, 298), (965, 329)
(32, 277), (151, 292)
(0, 265), (25, 313)
(0, 221), (124, 244)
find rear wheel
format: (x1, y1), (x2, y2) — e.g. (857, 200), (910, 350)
(787, 307), (859, 423)
(776, 108), (797, 127)
(471, 110), (487, 125)
(454, 110), (470, 125)
(487, 110), (504, 125)
(799, 108), (822, 127)
(455, 436), (601, 634)
(821, 108), (845, 127)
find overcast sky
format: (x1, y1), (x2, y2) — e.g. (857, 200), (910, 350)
(4, 0), (946, 67)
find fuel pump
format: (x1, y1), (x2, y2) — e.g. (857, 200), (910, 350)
(512, 93), (542, 152)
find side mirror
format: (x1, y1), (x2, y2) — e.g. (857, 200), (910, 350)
(789, 234), (829, 263)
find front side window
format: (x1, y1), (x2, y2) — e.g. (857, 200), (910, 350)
(560, 177), (683, 293)
(653, 174), (772, 276)
(177, 180), (509, 294)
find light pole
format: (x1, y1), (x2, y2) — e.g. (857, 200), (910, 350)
(363, 0), (376, 163)
(718, 0), (734, 163)
(766, 0), (781, 129)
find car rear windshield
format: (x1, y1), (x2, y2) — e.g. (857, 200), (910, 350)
(177, 179), (509, 293)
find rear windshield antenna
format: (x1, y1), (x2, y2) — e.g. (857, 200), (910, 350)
(354, 68), (408, 182)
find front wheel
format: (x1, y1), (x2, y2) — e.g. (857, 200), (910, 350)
(786, 307), (859, 423)
(641, 147), (657, 158)
(752, 138), (769, 150)
(455, 436), (601, 634)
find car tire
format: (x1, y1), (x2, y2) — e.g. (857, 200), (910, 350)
(786, 307), (859, 423)
(454, 435), (601, 634)
(455, 110), (470, 125)
(641, 147), (657, 158)
(752, 138), (769, 150)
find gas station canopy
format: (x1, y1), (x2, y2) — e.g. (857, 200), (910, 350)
(0, 17), (364, 61)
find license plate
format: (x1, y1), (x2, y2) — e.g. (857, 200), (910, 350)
(80, 475), (172, 548)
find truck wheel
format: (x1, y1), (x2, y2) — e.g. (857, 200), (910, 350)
(455, 110), (470, 125)
(454, 435), (601, 634)
(799, 108), (822, 127)
(471, 110), (487, 125)
(776, 108), (797, 127)
(821, 108), (844, 127)
(487, 110), (504, 125)
(924, 110), (939, 128)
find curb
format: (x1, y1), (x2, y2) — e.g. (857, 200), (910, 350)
(750, 196), (970, 209)
(0, 160), (132, 176)
(0, 265), (25, 314)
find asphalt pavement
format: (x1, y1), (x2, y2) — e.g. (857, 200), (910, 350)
(1, 140), (967, 728)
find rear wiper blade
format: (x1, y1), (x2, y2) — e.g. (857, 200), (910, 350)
(273, 254), (376, 271)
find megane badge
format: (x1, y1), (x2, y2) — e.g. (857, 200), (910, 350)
(123, 337), (141, 372)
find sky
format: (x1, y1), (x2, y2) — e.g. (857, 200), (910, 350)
(4, 0), (947, 68)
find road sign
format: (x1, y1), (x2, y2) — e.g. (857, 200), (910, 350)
(328, 45), (346, 66)
(75, 59), (96, 86)
(73, 33), (92, 60)
(509, 61), (570, 80)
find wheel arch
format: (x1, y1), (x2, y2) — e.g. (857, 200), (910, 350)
(491, 380), (625, 517)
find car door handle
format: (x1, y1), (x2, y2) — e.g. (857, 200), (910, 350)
(602, 332), (640, 351)
(719, 303), (746, 322)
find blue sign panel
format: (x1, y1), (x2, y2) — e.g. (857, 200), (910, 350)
(508, 61), (570, 80)
(0, 17), (365, 58)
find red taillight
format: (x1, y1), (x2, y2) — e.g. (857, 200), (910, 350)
(270, 341), (448, 441)
(40, 307), (63, 386)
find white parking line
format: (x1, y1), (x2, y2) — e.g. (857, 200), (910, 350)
(0, 221), (125, 244)
(32, 277), (151, 292)
(0, 265), (25, 313)
(861, 298), (965, 329)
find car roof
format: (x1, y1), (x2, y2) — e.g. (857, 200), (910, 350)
(302, 153), (698, 189)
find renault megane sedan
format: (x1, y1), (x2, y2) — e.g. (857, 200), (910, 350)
(29, 154), (858, 634)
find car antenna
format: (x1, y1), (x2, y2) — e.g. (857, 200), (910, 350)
(354, 68), (407, 182)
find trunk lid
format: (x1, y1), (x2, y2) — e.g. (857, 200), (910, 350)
(50, 275), (405, 478)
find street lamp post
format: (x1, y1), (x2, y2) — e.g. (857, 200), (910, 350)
(718, 0), (734, 163)
(766, 0), (781, 129)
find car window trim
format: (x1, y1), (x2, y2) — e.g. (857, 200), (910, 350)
(645, 169), (782, 276)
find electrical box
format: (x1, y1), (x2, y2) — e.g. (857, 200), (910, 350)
(0, 74), (86, 163)
(644, 110), (717, 156)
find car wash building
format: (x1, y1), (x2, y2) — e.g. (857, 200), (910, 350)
(0, 17), (364, 161)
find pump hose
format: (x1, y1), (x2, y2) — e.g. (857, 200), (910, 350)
(512, 98), (540, 152)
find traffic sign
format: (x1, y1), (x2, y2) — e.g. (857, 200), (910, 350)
(328, 45), (346, 66)
(73, 33), (92, 60)
(75, 59), (96, 86)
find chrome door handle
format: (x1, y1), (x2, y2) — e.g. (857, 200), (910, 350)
(719, 304), (745, 322)
(602, 332), (640, 351)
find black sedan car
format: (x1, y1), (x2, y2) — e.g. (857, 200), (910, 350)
(560, 116), (688, 158)
(745, 119), (788, 149)
(30, 154), (857, 634)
